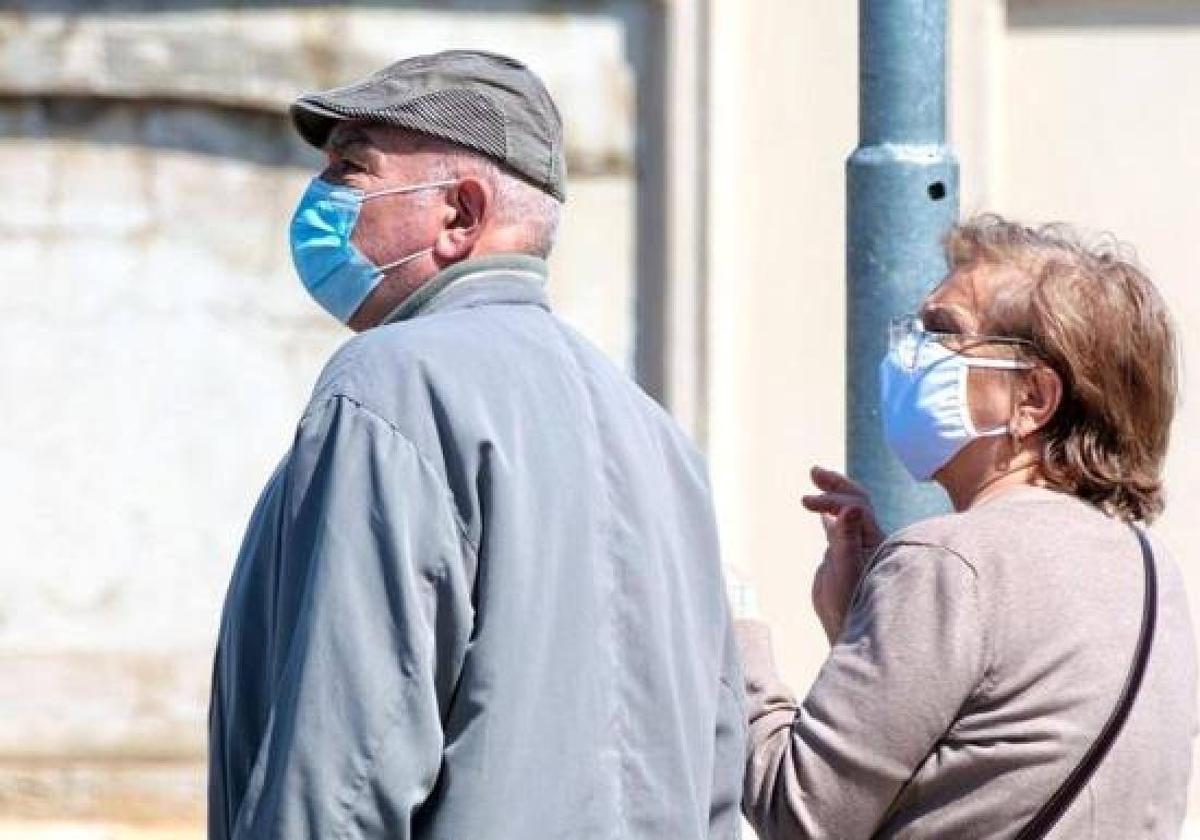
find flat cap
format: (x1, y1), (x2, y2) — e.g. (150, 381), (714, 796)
(290, 49), (567, 201)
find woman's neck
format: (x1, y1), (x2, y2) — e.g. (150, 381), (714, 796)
(939, 454), (1043, 512)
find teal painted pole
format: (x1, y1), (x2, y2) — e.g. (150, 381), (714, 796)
(847, 0), (958, 533)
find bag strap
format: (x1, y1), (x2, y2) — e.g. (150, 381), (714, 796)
(1013, 525), (1158, 840)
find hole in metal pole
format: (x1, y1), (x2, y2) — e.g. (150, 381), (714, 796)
(927, 182), (947, 201)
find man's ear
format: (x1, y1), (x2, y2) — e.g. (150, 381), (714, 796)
(433, 177), (489, 262)
(1015, 364), (1062, 439)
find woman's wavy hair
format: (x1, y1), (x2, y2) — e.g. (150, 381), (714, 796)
(945, 214), (1179, 522)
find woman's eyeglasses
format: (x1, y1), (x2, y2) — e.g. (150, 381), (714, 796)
(889, 314), (1036, 372)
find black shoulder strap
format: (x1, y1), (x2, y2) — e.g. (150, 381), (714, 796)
(1014, 525), (1158, 840)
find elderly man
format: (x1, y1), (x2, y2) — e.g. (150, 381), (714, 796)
(208, 50), (743, 840)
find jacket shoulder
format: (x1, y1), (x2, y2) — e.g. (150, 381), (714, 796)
(309, 310), (503, 403)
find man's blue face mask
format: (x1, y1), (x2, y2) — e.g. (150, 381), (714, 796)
(289, 177), (453, 324)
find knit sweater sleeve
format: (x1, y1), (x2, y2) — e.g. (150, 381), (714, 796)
(737, 542), (988, 840)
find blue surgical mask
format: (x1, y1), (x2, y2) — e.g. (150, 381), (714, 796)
(880, 336), (1032, 482)
(289, 177), (453, 323)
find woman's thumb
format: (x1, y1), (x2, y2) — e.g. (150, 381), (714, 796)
(840, 508), (865, 562)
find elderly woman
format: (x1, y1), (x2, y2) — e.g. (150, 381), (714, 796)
(737, 216), (1196, 839)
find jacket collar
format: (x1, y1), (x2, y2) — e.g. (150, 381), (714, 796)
(382, 253), (550, 325)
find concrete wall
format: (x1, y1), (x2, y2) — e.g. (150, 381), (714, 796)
(706, 0), (857, 705)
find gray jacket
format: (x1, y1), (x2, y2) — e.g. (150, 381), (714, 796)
(208, 254), (744, 840)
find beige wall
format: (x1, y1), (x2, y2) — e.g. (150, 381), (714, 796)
(707, 0), (858, 688)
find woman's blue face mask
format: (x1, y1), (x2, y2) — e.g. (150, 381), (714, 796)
(289, 177), (453, 323)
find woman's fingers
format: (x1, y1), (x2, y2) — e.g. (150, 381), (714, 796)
(822, 506), (864, 559)
(835, 507), (864, 569)
(802, 492), (869, 515)
(811, 506), (870, 645)
(819, 511), (838, 537)
(810, 465), (871, 499)
(806, 491), (887, 555)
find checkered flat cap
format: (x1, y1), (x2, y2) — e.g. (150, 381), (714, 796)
(291, 49), (567, 201)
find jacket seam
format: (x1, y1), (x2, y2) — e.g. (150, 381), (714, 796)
(310, 392), (482, 557)
(334, 547), (467, 839)
(306, 392), (475, 837)
(718, 676), (749, 742)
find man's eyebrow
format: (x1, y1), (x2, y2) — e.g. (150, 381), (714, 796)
(326, 128), (374, 156)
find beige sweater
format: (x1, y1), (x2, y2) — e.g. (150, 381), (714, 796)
(738, 486), (1197, 839)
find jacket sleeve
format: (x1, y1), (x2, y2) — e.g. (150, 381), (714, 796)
(711, 610), (749, 839)
(231, 395), (476, 840)
(737, 543), (987, 840)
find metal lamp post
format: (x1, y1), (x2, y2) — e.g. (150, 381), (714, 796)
(846, 0), (959, 533)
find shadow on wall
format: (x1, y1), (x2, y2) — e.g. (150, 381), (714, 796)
(0, 0), (657, 173)
(1008, 0), (1200, 28)
(2, 0), (653, 24)
(0, 96), (322, 169)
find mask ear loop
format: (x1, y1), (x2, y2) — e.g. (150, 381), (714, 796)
(1006, 366), (1025, 454)
(998, 349), (1038, 457)
(361, 179), (457, 202)
(360, 180), (456, 277)
(959, 354), (1036, 439)
(1007, 350), (1055, 470)
(376, 247), (433, 275)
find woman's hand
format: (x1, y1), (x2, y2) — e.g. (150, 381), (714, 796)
(803, 466), (886, 644)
